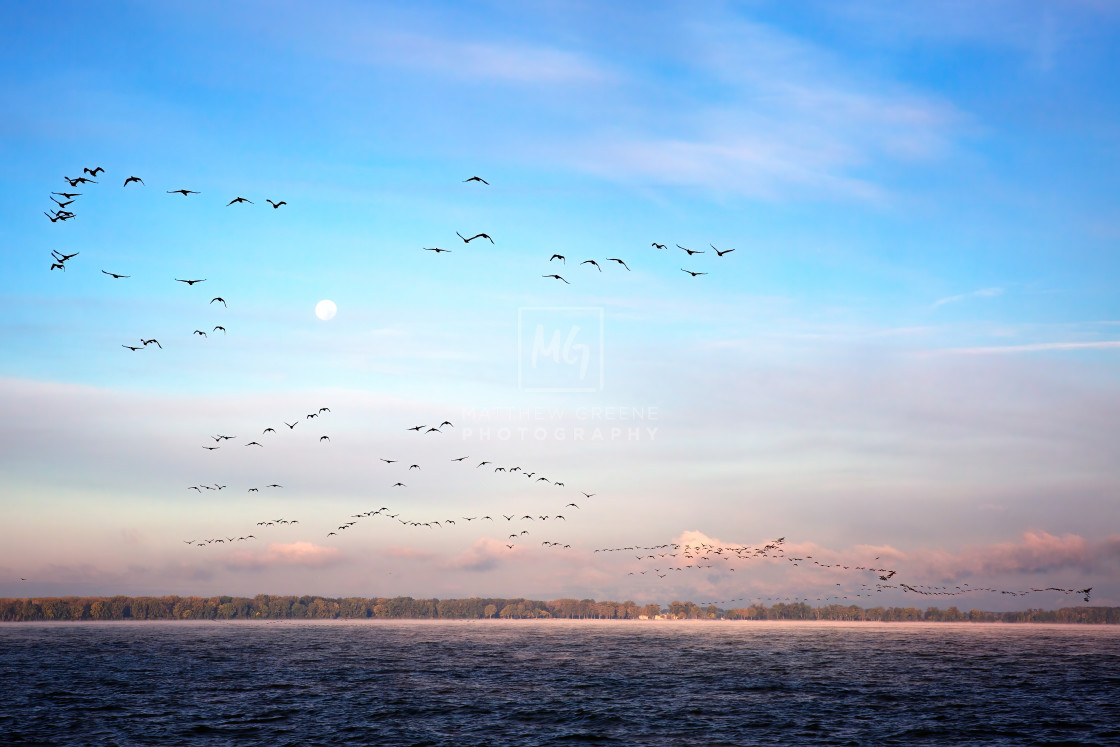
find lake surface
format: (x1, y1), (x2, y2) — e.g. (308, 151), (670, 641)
(2, 620), (1118, 745)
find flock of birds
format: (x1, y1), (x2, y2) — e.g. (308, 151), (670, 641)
(417, 176), (735, 285)
(185, 404), (593, 553)
(44, 168), (290, 351)
(35, 165), (1096, 609)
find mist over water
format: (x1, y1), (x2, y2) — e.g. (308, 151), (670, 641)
(3, 621), (1118, 745)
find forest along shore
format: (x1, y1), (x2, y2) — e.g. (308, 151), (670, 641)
(2, 596), (1118, 623)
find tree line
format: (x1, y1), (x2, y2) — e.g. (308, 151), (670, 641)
(1, 595), (1117, 624)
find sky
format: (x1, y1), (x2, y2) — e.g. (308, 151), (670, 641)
(2, 0), (1119, 611)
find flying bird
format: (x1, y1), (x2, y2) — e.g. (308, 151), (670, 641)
(652, 242), (666, 250)
(606, 258), (630, 270)
(83, 167), (104, 176)
(193, 330), (207, 337)
(52, 192), (81, 198)
(175, 278), (206, 285)
(141, 339), (161, 348)
(167, 189), (199, 196)
(424, 247), (451, 253)
(123, 176), (144, 186)
(456, 231), (494, 243)
(210, 297), (226, 306)
(542, 274), (570, 284)
(284, 422), (298, 429)
(227, 196), (253, 206)
(54, 251), (79, 261)
(320, 436), (330, 442)
(213, 326), (226, 333)
(122, 344), (142, 351)
(711, 244), (735, 256)
(681, 269), (707, 277)
(263, 428), (275, 434)
(246, 441), (263, 447)
(463, 176), (489, 184)
(266, 199), (286, 209)
(102, 270), (130, 279)
(581, 260), (601, 272)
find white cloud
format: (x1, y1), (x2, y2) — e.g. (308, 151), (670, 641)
(938, 340), (1120, 354)
(931, 287), (1004, 309)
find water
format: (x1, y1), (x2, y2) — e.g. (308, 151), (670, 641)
(1, 620), (1118, 745)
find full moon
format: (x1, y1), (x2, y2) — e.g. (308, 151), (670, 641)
(315, 300), (337, 321)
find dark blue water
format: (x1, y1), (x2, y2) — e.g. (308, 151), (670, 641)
(1, 620), (1117, 745)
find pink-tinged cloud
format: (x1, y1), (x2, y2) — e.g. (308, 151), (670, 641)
(918, 531), (1120, 581)
(445, 537), (528, 572)
(225, 542), (343, 571)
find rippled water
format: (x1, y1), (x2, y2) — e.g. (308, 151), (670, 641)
(2, 620), (1118, 745)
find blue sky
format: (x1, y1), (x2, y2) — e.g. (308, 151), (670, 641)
(2, 1), (1119, 609)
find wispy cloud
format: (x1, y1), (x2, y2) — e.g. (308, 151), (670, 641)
(445, 537), (528, 573)
(225, 542), (344, 571)
(931, 287), (1003, 309)
(939, 340), (1120, 354)
(239, 4), (611, 86)
(567, 13), (964, 201)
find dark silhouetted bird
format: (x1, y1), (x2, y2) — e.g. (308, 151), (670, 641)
(456, 231), (494, 243)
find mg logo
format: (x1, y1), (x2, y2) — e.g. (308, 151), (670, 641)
(518, 307), (604, 392)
